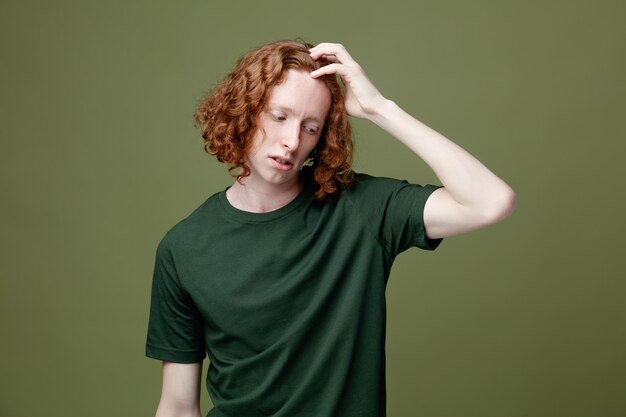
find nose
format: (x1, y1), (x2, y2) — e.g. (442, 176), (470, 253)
(281, 121), (300, 151)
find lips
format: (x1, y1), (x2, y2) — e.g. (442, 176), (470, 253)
(269, 155), (295, 171)
(273, 156), (291, 164)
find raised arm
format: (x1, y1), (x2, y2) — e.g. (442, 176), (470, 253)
(309, 43), (516, 239)
(155, 361), (203, 417)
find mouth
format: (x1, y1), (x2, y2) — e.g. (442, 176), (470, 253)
(270, 155), (294, 168)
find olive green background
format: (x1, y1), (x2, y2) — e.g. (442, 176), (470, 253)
(1, 0), (624, 416)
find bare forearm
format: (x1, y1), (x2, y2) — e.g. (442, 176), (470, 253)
(371, 99), (515, 217)
(156, 361), (203, 417)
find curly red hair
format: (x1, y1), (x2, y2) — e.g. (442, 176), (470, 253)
(193, 39), (354, 200)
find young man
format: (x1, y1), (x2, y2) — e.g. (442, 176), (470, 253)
(146, 40), (516, 417)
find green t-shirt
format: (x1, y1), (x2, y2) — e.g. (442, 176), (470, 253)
(146, 173), (444, 417)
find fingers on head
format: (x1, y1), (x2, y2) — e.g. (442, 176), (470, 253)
(310, 42), (354, 64)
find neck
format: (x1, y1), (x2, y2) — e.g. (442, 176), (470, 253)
(226, 176), (304, 213)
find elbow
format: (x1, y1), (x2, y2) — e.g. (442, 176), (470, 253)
(155, 400), (202, 417)
(156, 408), (201, 417)
(484, 187), (517, 225)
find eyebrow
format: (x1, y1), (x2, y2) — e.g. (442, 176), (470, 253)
(267, 103), (325, 124)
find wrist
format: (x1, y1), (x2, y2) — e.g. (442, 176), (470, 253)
(369, 98), (398, 128)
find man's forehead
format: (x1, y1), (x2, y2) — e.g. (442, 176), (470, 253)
(265, 70), (331, 119)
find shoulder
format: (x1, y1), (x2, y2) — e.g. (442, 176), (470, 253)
(157, 191), (223, 250)
(347, 172), (408, 194)
(331, 172), (409, 219)
(339, 171), (443, 216)
(342, 172), (410, 200)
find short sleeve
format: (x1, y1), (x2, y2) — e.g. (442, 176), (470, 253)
(380, 180), (444, 256)
(347, 174), (444, 259)
(145, 237), (206, 363)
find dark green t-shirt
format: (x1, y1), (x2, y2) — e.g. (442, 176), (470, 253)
(146, 173), (444, 417)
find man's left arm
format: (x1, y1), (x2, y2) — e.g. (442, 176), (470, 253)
(310, 43), (516, 239)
